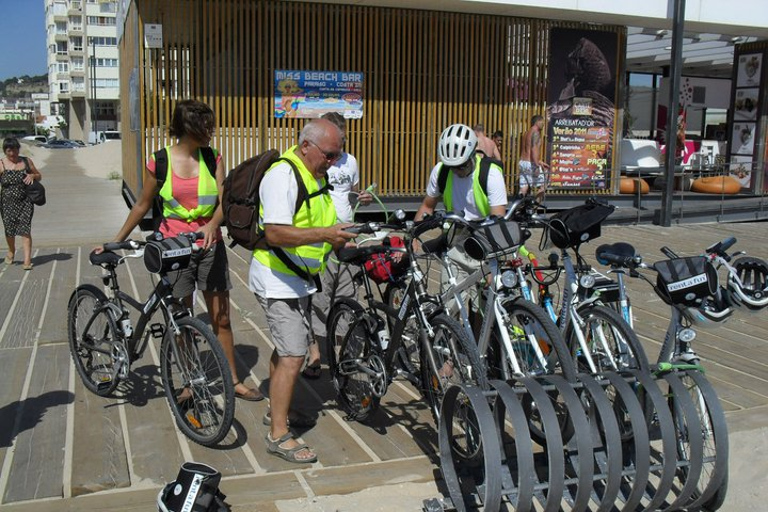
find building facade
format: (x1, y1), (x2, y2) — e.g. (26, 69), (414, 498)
(45, 0), (121, 141)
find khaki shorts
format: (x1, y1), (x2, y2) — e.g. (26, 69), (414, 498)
(311, 258), (358, 338)
(169, 241), (232, 299)
(256, 294), (313, 357)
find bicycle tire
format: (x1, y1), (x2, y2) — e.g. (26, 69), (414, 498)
(421, 313), (488, 465)
(67, 284), (122, 396)
(160, 316), (235, 447)
(326, 298), (380, 421)
(568, 303), (652, 441)
(498, 298), (576, 446)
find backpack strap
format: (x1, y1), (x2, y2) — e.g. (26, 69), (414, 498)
(438, 156), (501, 197)
(437, 165), (449, 195)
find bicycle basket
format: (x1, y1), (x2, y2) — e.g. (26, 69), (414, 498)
(144, 236), (193, 274)
(653, 256), (718, 306)
(545, 201), (615, 249)
(463, 218), (523, 261)
(363, 236), (408, 284)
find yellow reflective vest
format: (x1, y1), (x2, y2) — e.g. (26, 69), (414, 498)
(157, 146), (219, 222)
(441, 154), (491, 217)
(253, 147), (336, 278)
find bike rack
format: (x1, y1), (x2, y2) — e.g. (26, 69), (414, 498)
(428, 370), (728, 512)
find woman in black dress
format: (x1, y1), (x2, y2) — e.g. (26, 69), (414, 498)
(1, 137), (42, 270)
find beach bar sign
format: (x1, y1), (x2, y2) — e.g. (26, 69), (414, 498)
(274, 70), (364, 119)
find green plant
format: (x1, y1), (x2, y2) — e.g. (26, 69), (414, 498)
(107, 171), (121, 180)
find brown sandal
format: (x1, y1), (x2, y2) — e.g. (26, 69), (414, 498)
(234, 380), (264, 401)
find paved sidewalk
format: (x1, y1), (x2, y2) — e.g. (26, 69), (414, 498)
(0, 146), (766, 511)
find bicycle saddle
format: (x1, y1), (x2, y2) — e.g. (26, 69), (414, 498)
(595, 242), (636, 266)
(90, 250), (122, 267)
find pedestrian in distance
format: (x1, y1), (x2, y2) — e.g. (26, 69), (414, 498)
(491, 130), (503, 153)
(96, 99), (263, 402)
(1, 137), (42, 270)
(473, 124), (502, 160)
(518, 115), (550, 198)
(250, 118), (356, 464)
(306, 111), (372, 380)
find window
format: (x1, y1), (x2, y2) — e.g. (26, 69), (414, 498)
(56, 42), (68, 54)
(69, 16), (82, 30)
(72, 76), (85, 91)
(87, 36), (117, 46)
(93, 78), (119, 88)
(57, 62), (70, 73)
(87, 16), (115, 26)
(59, 82), (70, 93)
(96, 102), (116, 118)
(71, 36), (83, 51)
(55, 21), (67, 34)
(100, 1), (116, 13)
(70, 1), (82, 10)
(71, 56), (84, 70)
(89, 57), (118, 67)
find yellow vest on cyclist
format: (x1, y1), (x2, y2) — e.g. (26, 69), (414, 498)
(157, 146), (219, 222)
(441, 154), (491, 217)
(253, 147), (337, 277)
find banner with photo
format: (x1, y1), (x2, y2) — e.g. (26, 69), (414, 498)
(545, 28), (619, 190)
(274, 70), (364, 119)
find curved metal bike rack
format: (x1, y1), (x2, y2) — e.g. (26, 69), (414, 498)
(435, 369), (729, 512)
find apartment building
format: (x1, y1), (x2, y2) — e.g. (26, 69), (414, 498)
(45, 0), (120, 141)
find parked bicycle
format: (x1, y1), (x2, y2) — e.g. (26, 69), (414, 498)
(67, 232), (235, 447)
(325, 214), (488, 434)
(595, 240), (738, 510)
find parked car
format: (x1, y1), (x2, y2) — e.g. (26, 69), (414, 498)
(22, 135), (49, 145)
(102, 131), (121, 141)
(43, 139), (83, 149)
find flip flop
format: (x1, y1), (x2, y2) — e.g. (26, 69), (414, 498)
(301, 364), (322, 380)
(234, 380), (265, 401)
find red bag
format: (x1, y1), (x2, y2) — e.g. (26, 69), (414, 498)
(364, 236), (408, 283)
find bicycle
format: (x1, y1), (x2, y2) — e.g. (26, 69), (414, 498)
(325, 215), (488, 460)
(67, 232), (235, 447)
(595, 241), (733, 510)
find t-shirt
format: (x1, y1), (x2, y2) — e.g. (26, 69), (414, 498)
(147, 150), (224, 245)
(326, 152), (359, 223)
(424, 162), (507, 221)
(248, 157), (327, 299)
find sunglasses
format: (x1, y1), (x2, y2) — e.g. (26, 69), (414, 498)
(307, 140), (342, 163)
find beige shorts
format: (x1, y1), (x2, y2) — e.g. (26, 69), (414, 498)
(169, 241), (232, 299)
(256, 294), (313, 357)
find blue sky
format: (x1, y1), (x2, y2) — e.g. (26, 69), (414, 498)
(0, 0), (48, 79)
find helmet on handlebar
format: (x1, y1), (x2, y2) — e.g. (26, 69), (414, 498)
(683, 290), (733, 328)
(727, 256), (768, 312)
(438, 124), (477, 167)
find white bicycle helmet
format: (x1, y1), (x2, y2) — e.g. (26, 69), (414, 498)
(438, 124), (477, 166)
(727, 256), (768, 312)
(683, 293), (733, 329)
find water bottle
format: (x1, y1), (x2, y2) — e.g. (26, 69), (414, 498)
(376, 321), (390, 350)
(120, 316), (133, 338)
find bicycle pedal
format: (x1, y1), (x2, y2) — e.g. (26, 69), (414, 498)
(150, 323), (165, 339)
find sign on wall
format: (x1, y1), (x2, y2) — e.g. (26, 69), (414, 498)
(274, 70), (364, 119)
(546, 28), (619, 190)
(727, 50), (767, 190)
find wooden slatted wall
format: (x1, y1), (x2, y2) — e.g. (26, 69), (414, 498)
(120, 0), (624, 198)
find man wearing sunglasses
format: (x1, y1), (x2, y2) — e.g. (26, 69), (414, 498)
(250, 118), (357, 464)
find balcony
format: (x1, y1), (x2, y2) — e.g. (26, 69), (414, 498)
(68, 26), (83, 36)
(57, 72), (70, 80)
(70, 68), (85, 77)
(55, 52), (69, 62)
(69, 48), (84, 57)
(55, 33), (68, 42)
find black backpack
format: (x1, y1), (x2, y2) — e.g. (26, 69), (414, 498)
(437, 156), (503, 199)
(220, 150), (330, 285)
(148, 147), (217, 232)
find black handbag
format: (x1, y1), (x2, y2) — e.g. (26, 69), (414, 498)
(25, 180), (46, 206)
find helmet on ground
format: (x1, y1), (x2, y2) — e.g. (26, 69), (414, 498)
(683, 291), (733, 328)
(438, 124), (477, 167)
(727, 256), (768, 312)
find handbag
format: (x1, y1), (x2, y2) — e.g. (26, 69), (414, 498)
(25, 180), (46, 206)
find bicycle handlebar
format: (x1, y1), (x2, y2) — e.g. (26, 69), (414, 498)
(705, 236), (737, 261)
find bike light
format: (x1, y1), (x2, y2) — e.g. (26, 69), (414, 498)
(579, 274), (596, 289)
(679, 328), (696, 343)
(501, 270), (518, 289)
(393, 209), (406, 221)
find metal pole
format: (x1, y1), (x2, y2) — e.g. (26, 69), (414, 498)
(660, 0), (686, 227)
(92, 39), (98, 138)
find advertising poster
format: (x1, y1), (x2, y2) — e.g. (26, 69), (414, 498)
(546, 28), (618, 189)
(274, 70), (364, 119)
(736, 53), (762, 87)
(730, 155), (753, 187)
(732, 122), (756, 155)
(734, 88), (759, 121)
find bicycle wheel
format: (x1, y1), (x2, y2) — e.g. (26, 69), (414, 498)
(501, 297), (577, 380)
(498, 298), (576, 446)
(326, 298), (380, 421)
(568, 303), (649, 374)
(160, 316), (234, 447)
(67, 285), (122, 396)
(671, 371), (729, 511)
(421, 313), (488, 463)
(568, 304), (651, 440)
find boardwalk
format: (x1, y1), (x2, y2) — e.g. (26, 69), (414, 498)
(0, 145), (766, 511)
